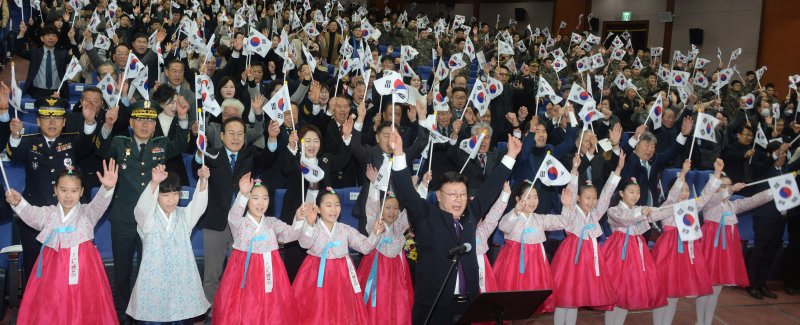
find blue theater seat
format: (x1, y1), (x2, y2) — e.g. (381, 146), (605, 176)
(22, 121), (39, 135)
(68, 83), (87, 102)
(182, 154), (198, 187)
(4, 162), (26, 192)
(90, 187), (114, 260)
(337, 187), (360, 229)
(0, 219), (13, 318)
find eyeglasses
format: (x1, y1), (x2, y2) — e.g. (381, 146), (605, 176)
(440, 191), (468, 200)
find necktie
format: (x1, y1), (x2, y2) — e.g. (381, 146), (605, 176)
(230, 153), (237, 173)
(47, 141), (53, 148)
(453, 219), (467, 295)
(139, 143), (146, 159)
(45, 50), (53, 89)
(479, 153), (486, 172)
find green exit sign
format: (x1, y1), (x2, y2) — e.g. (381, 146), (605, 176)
(622, 12), (632, 21)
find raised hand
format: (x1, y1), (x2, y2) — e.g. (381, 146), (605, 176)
(561, 187), (573, 206)
(680, 159), (691, 179)
(239, 172), (254, 195)
(197, 165), (211, 180)
(151, 165), (168, 184)
(251, 94), (266, 114)
(366, 164), (378, 183)
(341, 116), (354, 138)
(572, 152), (581, 171)
(288, 131), (299, 151)
(9, 118), (22, 138)
(176, 95), (189, 119)
(5, 189), (21, 206)
(267, 120), (280, 140)
(389, 129), (405, 156)
(0, 82), (9, 112)
(732, 183), (746, 192)
(422, 170), (433, 186)
(505, 134), (522, 159)
(713, 158), (724, 176)
(615, 151), (626, 175)
(104, 106), (119, 128)
(97, 159), (119, 190)
(374, 218), (385, 235)
(610, 123), (622, 146)
(503, 181), (511, 193)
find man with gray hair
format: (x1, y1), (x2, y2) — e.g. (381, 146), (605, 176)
(616, 117), (694, 205)
(446, 122), (505, 194)
(204, 98), (267, 149)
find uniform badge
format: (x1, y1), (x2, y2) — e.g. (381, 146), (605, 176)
(121, 163), (127, 170)
(323, 157), (329, 164)
(63, 158), (72, 168)
(32, 161), (38, 170)
(151, 147), (164, 154)
(125, 148), (131, 157)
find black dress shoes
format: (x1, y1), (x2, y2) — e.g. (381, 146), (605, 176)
(747, 287), (764, 299)
(760, 286), (778, 299)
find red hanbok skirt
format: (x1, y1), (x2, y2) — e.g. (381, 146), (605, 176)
(701, 221), (750, 287)
(550, 234), (615, 310)
(651, 226), (713, 298)
(212, 249), (298, 324)
(18, 241), (117, 325)
(493, 240), (556, 313)
(293, 255), (369, 324)
(602, 232), (667, 310)
(356, 250), (414, 325)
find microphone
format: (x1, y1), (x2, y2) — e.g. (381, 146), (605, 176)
(448, 243), (473, 258)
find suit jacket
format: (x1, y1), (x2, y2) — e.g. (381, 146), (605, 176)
(192, 146), (279, 231)
(349, 126), (429, 232)
(13, 38), (79, 96)
(621, 135), (686, 205)
(278, 144), (352, 223)
(446, 147), (506, 195)
(315, 113), (359, 188)
(391, 154), (512, 307)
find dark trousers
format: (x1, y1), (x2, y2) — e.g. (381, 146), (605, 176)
(28, 87), (59, 100)
(748, 213), (786, 288)
(283, 241), (306, 282)
(412, 299), (470, 325)
(785, 213), (800, 288)
(111, 220), (142, 313)
(16, 218), (40, 288)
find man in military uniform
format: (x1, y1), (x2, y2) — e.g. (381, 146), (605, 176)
(413, 28), (435, 69)
(98, 100), (190, 322)
(540, 57), (561, 91)
(6, 97), (98, 286)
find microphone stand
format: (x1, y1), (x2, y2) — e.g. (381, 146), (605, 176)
(424, 252), (465, 325)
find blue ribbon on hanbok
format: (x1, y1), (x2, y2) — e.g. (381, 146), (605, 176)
(621, 226), (631, 260)
(317, 241), (341, 287)
(241, 234), (268, 288)
(574, 224), (596, 264)
(519, 227), (536, 274)
(677, 235), (685, 254)
(364, 237), (393, 307)
(37, 225), (75, 278)
(714, 212), (732, 250)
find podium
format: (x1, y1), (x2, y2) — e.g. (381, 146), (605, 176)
(456, 290), (552, 324)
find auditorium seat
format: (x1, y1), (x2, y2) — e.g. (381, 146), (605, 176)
(0, 218), (13, 319)
(182, 154), (198, 187)
(274, 188), (286, 219)
(90, 187), (114, 261)
(338, 187), (360, 229)
(68, 83), (87, 102)
(22, 122), (39, 135)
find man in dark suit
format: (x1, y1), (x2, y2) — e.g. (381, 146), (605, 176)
(192, 117), (280, 308)
(747, 142), (800, 299)
(13, 24), (79, 99)
(619, 117), (692, 206)
(350, 112), (429, 234)
(312, 96), (359, 188)
(389, 129), (522, 324)
(6, 97), (96, 285)
(446, 122), (507, 195)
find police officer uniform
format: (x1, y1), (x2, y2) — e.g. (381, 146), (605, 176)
(97, 101), (190, 317)
(5, 97), (94, 286)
